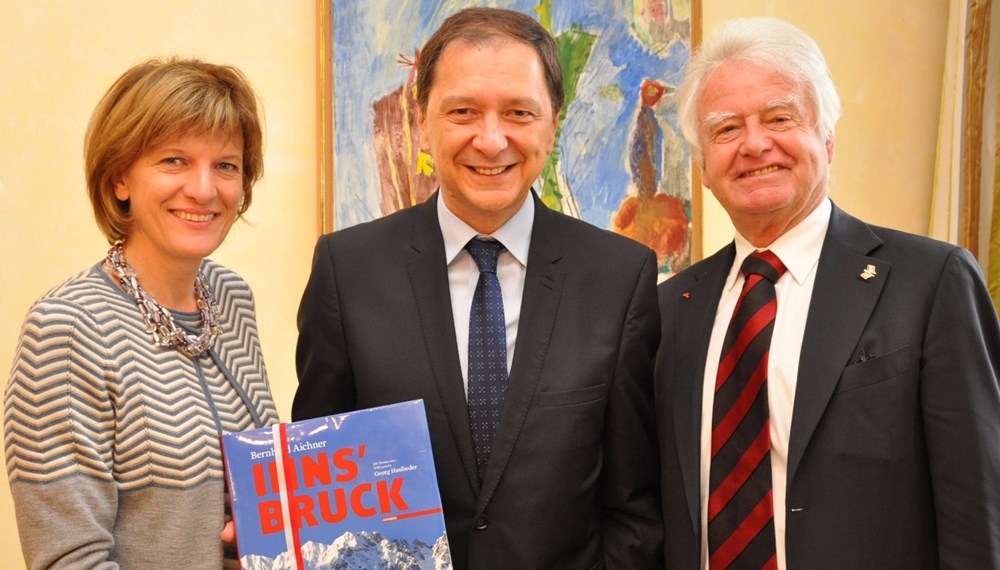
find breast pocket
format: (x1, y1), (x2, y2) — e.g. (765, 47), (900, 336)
(835, 345), (916, 393)
(536, 383), (608, 407)
(531, 384), (608, 453)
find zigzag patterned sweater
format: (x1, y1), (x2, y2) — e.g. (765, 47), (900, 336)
(4, 260), (279, 569)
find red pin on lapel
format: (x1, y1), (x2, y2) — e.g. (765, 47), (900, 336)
(682, 291), (691, 299)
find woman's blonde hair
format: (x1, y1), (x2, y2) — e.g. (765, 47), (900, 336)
(85, 57), (264, 243)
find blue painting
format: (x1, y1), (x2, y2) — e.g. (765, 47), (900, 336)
(330, 0), (695, 277)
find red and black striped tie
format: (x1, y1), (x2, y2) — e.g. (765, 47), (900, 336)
(708, 250), (786, 569)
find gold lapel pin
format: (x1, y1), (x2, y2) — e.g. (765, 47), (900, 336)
(860, 264), (877, 281)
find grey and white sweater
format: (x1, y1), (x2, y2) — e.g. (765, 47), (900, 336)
(4, 260), (280, 569)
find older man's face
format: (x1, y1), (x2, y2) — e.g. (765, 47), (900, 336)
(698, 62), (833, 244)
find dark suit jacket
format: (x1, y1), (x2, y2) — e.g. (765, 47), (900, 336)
(293, 192), (663, 570)
(656, 203), (1000, 568)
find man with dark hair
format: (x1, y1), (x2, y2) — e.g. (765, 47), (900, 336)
(294, 7), (663, 569)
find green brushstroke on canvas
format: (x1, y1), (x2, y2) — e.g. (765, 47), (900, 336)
(536, 0), (596, 212)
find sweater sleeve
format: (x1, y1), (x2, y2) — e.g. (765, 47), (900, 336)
(4, 297), (120, 570)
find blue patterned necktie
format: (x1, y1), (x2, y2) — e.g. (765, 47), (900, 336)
(465, 238), (508, 481)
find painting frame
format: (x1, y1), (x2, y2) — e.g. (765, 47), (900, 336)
(317, 0), (702, 273)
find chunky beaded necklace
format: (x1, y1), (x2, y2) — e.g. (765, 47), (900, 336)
(105, 242), (221, 356)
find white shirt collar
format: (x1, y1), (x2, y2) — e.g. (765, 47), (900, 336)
(726, 197), (831, 291)
(437, 190), (534, 267)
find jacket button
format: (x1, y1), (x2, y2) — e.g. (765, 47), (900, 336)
(475, 515), (490, 530)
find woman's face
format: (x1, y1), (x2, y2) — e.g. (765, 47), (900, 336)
(115, 130), (244, 270)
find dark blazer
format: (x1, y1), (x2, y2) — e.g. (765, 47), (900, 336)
(293, 191), (663, 570)
(656, 203), (1000, 568)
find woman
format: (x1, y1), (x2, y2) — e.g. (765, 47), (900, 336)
(4, 57), (279, 569)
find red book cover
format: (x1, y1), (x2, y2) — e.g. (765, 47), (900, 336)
(222, 400), (452, 569)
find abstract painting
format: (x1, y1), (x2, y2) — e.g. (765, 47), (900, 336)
(321, 0), (699, 278)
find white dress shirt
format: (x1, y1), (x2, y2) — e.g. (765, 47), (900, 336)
(699, 198), (831, 570)
(438, 192), (533, 396)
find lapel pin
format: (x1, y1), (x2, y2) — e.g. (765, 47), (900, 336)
(860, 264), (877, 281)
(682, 291), (691, 299)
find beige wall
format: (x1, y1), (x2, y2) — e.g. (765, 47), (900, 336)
(0, 1), (946, 567)
(0, 1), (317, 567)
(700, 1), (949, 254)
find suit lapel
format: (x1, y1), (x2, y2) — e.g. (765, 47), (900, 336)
(476, 193), (565, 509)
(670, 206), (887, 532)
(669, 246), (734, 535)
(786, 204), (887, 484)
(404, 194), (482, 490)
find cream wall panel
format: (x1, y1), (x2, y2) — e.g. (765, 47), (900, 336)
(0, 2), (316, 567)
(700, 1), (948, 255)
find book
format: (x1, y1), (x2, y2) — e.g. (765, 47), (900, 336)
(222, 399), (452, 570)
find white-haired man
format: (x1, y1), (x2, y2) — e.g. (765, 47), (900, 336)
(656, 17), (1000, 569)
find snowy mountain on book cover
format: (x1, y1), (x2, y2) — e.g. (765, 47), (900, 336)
(240, 530), (451, 570)
(222, 400), (451, 570)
